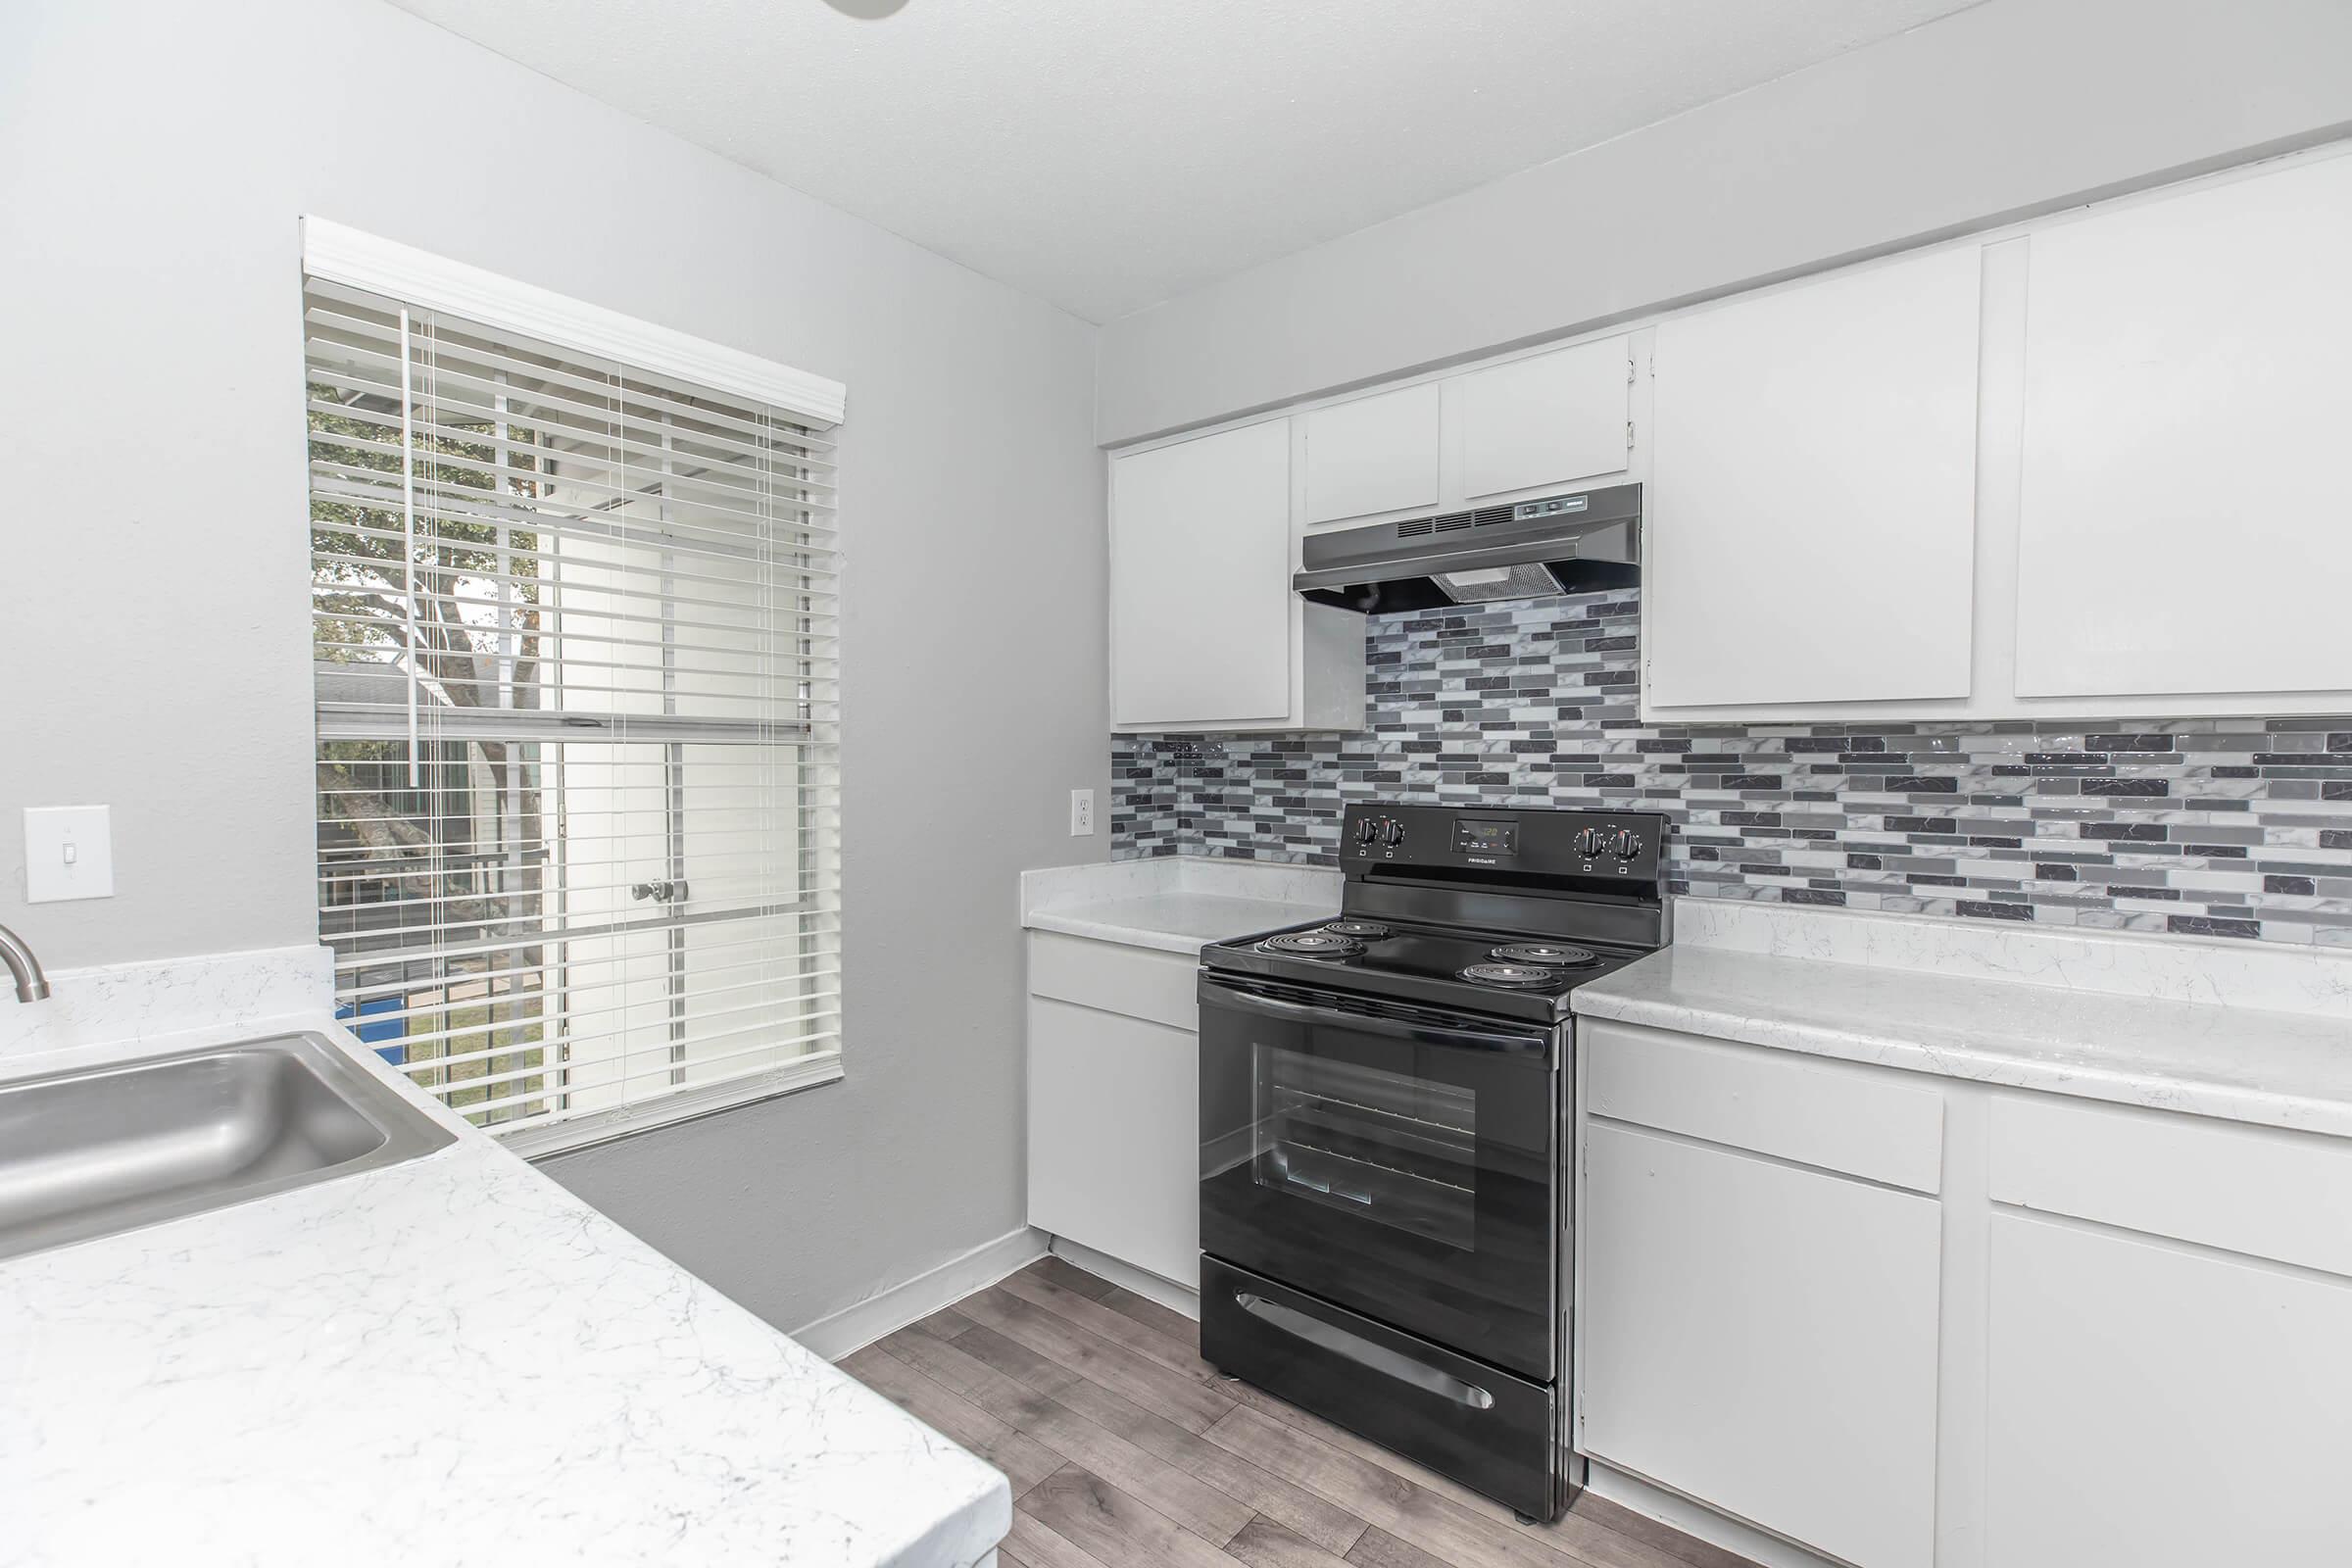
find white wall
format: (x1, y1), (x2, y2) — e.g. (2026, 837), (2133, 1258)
(1096, 0), (2352, 445)
(0, 0), (1105, 1332)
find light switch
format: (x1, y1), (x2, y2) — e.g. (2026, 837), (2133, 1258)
(24, 806), (114, 903)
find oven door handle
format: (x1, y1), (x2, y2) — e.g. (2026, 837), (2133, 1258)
(1200, 979), (1550, 1055)
(1234, 1292), (1496, 1409)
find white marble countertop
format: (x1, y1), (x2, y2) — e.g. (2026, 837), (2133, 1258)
(1574, 901), (2352, 1138)
(0, 948), (1006, 1568)
(1020, 857), (1342, 956)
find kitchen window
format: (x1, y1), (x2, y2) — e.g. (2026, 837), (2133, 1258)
(300, 221), (843, 1155)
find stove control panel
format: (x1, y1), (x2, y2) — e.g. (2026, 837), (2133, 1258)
(1341, 802), (1667, 884)
(1454, 818), (1519, 858)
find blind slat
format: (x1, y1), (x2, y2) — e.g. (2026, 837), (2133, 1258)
(441, 1018), (843, 1112)
(334, 924), (843, 1003)
(302, 286), (842, 454)
(306, 425), (838, 512)
(309, 551), (843, 616)
(380, 984), (844, 1067)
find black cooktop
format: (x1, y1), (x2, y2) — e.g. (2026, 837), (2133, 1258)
(1201, 916), (1648, 1024)
(1200, 801), (1671, 1023)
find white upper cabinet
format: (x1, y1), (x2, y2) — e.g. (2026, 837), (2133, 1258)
(1110, 419), (1294, 728)
(1109, 419), (1365, 733)
(2014, 152), (2352, 701)
(1457, 335), (1631, 501)
(1300, 382), (1442, 525)
(1644, 245), (1984, 711)
(1301, 340), (1635, 527)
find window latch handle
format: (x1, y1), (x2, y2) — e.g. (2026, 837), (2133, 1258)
(631, 879), (687, 903)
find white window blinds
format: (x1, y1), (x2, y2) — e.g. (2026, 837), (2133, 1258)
(303, 274), (841, 1152)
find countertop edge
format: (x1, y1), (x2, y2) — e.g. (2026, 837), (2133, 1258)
(1573, 955), (2352, 1140)
(1024, 908), (1215, 956)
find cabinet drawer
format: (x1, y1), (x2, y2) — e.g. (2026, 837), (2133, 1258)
(1584, 1020), (1943, 1193)
(1027, 931), (1200, 1032)
(1989, 1093), (2352, 1276)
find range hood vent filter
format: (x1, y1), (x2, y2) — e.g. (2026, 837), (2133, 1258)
(1436, 563), (1565, 603)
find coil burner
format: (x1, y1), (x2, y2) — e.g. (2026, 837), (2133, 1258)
(1257, 930), (1366, 960)
(1489, 943), (1595, 968)
(1457, 961), (1563, 990)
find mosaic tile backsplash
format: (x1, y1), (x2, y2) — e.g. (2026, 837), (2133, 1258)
(1110, 592), (2352, 945)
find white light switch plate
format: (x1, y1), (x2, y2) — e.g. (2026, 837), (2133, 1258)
(1069, 788), (1096, 837)
(24, 805), (114, 903)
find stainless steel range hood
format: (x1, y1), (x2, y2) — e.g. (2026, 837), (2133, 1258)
(1294, 483), (1640, 613)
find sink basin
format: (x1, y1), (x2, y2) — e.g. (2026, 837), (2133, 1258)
(0, 1032), (456, 1263)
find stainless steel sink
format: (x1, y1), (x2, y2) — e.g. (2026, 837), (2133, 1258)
(0, 1032), (456, 1263)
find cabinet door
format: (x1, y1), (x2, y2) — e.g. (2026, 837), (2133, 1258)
(2014, 153), (2352, 699)
(1026, 996), (1200, 1288)
(1458, 337), (1630, 501)
(1110, 419), (1293, 727)
(1583, 1121), (1941, 1568)
(1645, 245), (1983, 710)
(1985, 1215), (2352, 1567)
(1301, 382), (1442, 524)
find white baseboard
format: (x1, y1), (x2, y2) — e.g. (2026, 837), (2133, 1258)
(797, 1225), (1047, 1361)
(1046, 1235), (1200, 1320)
(1585, 1460), (1848, 1568)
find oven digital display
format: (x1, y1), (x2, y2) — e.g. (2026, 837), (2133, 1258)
(1453, 818), (1518, 857)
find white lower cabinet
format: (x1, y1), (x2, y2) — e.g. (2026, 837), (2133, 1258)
(1581, 1024), (1944, 1568)
(1579, 1019), (2352, 1568)
(1584, 1124), (1941, 1568)
(1984, 1215), (2352, 1568)
(1981, 1091), (2352, 1567)
(1025, 932), (1200, 1289)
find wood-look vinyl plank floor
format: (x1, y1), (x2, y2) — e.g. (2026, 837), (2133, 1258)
(934, 1320), (1369, 1554)
(844, 1258), (1760, 1568)
(1079, 1279), (1719, 1568)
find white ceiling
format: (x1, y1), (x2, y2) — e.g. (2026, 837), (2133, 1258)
(386, 0), (1985, 323)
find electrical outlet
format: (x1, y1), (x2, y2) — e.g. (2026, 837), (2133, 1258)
(24, 805), (115, 903)
(1069, 788), (1096, 837)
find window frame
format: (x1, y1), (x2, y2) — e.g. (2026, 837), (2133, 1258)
(301, 218), (847, 1159)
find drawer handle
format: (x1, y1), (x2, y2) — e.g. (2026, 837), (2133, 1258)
(1234, 1292), (1495, 1409)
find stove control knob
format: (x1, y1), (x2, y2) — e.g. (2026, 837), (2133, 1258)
(1354, 817), (1378, 845)
(1573, 827), (1601, 857)
(1381, 819), (1404, 847)
(1610, 828), (1642, 859)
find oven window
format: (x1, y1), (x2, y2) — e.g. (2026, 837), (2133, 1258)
(1252, 1049), (1476, 1250)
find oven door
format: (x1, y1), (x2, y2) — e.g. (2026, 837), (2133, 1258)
(1198, 973), (1561, 1380)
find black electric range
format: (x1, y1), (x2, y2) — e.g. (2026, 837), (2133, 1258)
(1196, 800), (1671, 1525)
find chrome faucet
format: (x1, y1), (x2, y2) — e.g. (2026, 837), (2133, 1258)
(1, 923), (49, 1004)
